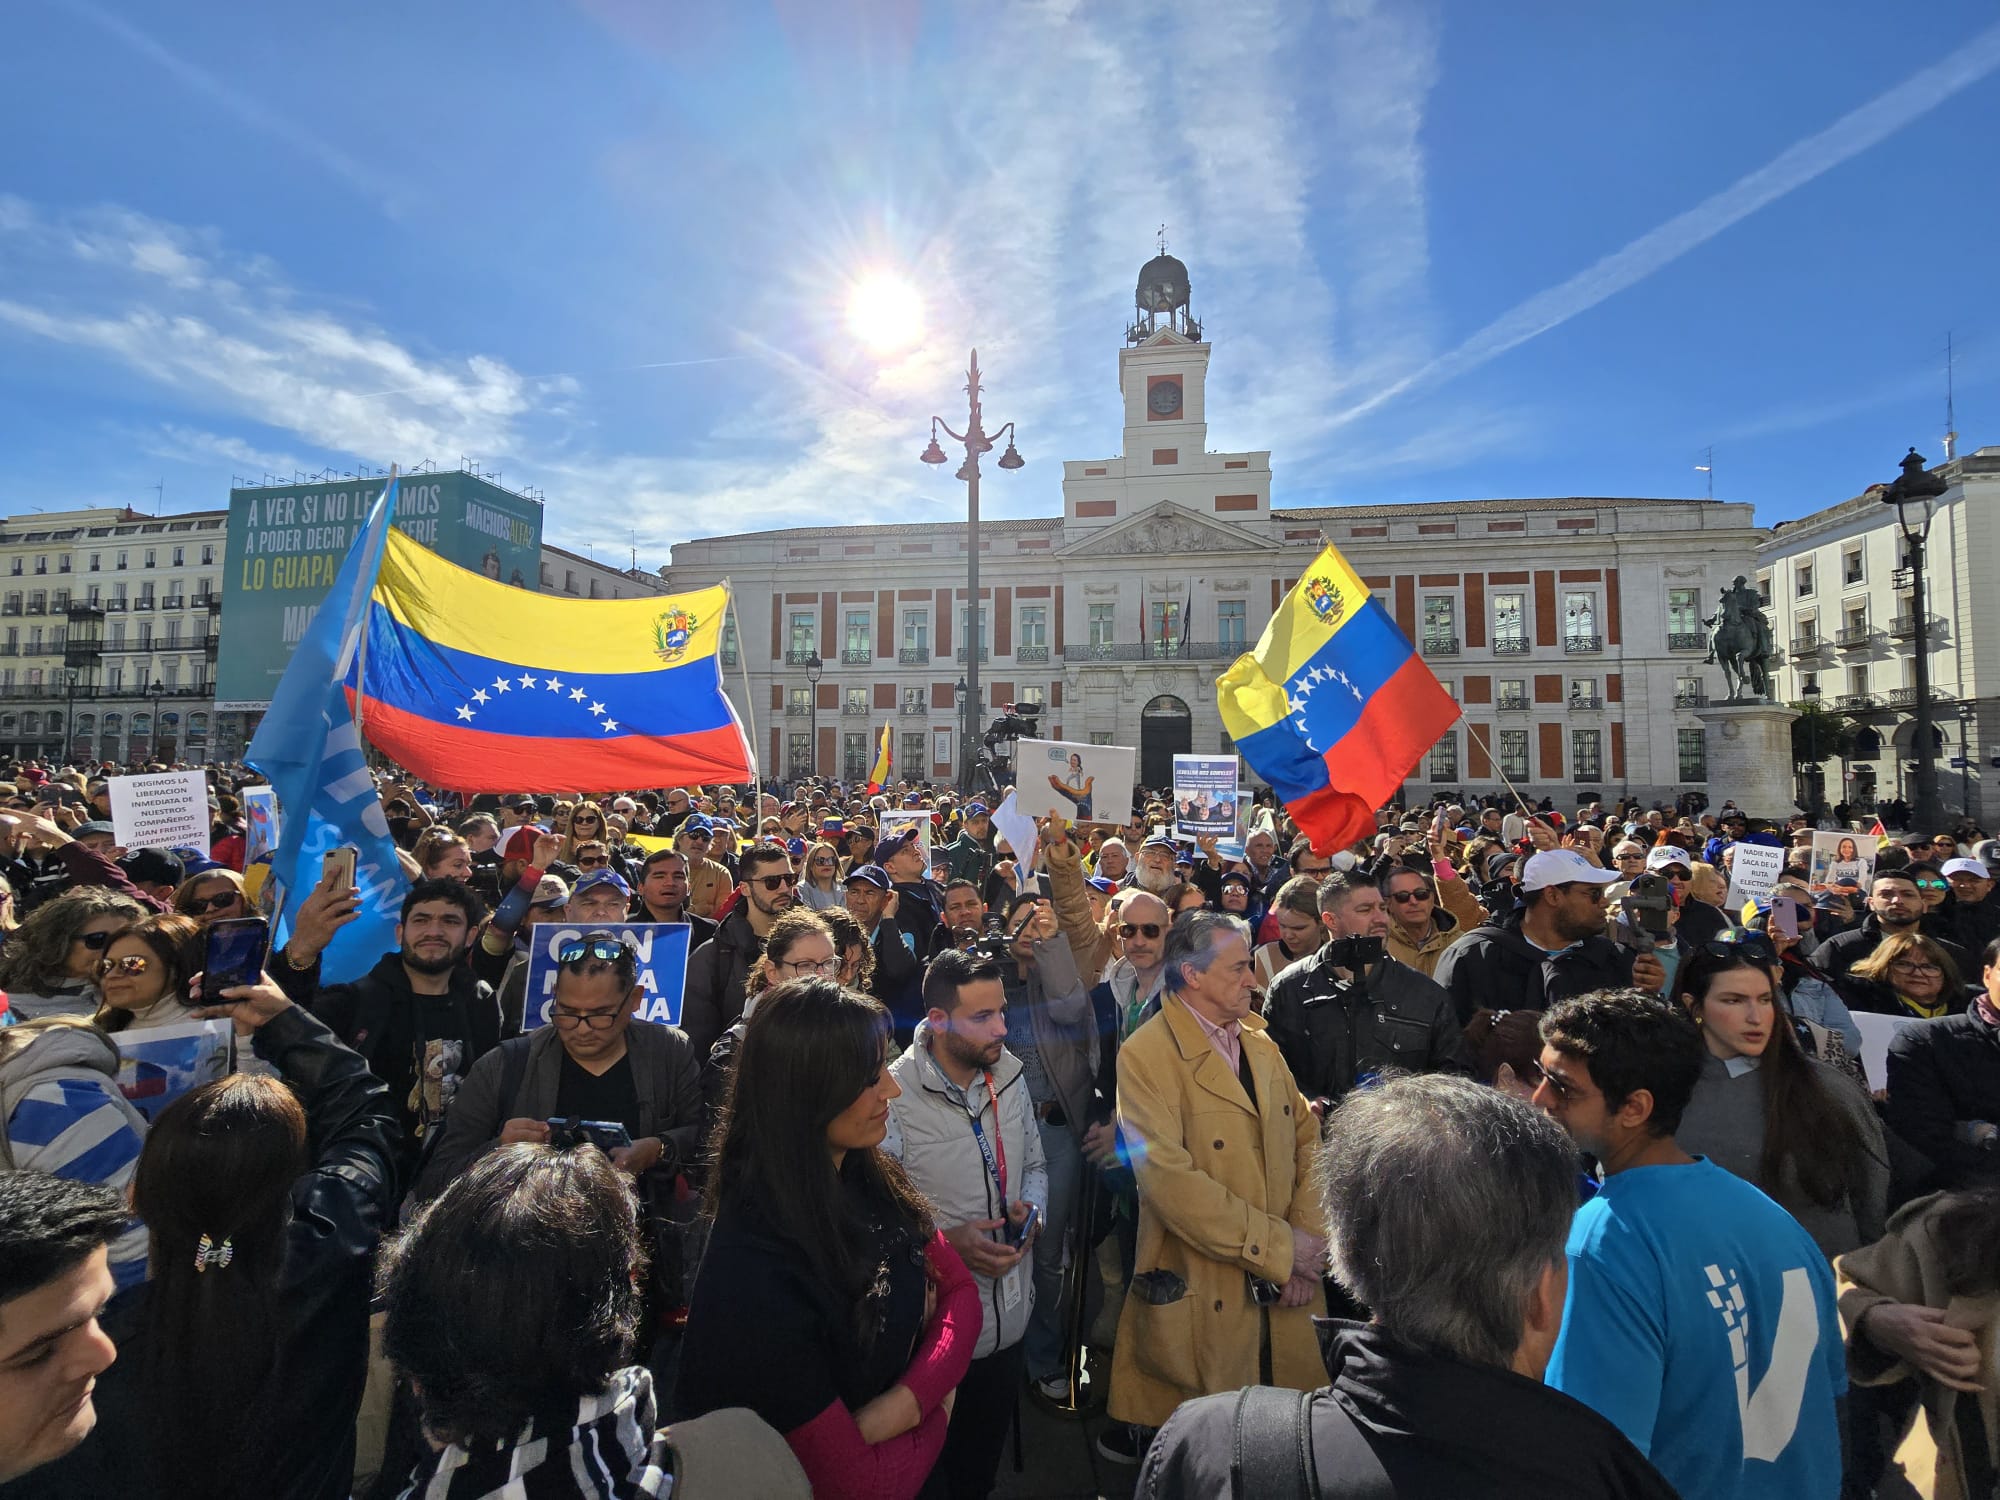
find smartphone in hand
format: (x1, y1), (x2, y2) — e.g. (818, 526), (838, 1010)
(321, 845), (356, 889)
(204, 917), (272, 997)
(1006, 1202), (1042, 1248)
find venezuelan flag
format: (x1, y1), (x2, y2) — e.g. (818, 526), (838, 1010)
(1217, 543), (1459, 853)
(865, 722), (892, 795)
(347, 530), (754, 791)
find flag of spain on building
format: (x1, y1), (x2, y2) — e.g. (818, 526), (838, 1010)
(1217, 542), (1459, 853)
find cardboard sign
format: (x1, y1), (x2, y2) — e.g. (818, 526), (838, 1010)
(1012, 739), (1137, 828)
(107, 769), (211, 851)
(1807, 831), (1875, 894)
(115, 1019), (234, 1122)
(1172, 755), (1241, 839)
(1724, 843), (1786, 911)
(520, 922), (693, 1030)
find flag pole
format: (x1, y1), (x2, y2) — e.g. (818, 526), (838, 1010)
(1458, 716), (1537, 820)
(353, 464), (395, 750)
(723, 580), (761, 786)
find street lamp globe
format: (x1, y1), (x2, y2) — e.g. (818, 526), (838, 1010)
(804, 653), (823, 686)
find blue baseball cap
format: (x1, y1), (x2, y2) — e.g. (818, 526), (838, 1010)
(964, 801), (989, 817)
(1141, 833), (1179, 853)
(1085, 875), (1118, 894)
(843, 864), (892, 891)
(680, 815), (712, 834)
(572, 868), (632, 899)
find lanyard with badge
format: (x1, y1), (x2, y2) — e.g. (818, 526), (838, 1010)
(964, 1071), (1028, 1311)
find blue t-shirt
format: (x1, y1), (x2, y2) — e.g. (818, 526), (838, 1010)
(1547, 1157), (1845, 1500)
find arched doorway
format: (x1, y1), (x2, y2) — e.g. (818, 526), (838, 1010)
(1140, 694), (1192, 791)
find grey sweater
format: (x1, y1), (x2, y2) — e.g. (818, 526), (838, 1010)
(1676, 1048), (1889, 1260)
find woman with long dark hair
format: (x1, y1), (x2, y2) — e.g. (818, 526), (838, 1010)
(677, 978), (977, 1499)
(1675, 942), (1890, 1259)
(0, 885), (146, 1020)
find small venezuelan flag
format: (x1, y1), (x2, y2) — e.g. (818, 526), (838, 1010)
(865, 722), (892, 795)
(348, 530), (754, 791)
(1217, 542), (1459, 853)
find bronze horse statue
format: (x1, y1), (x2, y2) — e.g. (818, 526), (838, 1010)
(1705, 577), (1773, 702)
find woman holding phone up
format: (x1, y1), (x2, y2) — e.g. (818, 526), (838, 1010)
(678, 978), (978, 1500)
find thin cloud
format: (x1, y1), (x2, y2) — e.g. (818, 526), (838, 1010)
(1330, 18), (2000, 427)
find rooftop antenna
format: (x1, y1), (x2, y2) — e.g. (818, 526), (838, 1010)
(152, 479), (163, 515)
(1944, 331), (1959, 462)
(1157, 223), (1168, 255)
(630, 530), (638, 572)
(1695, 447), (1713, 501)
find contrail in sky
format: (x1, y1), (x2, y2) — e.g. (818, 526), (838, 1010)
(1330, 19), (2000, 426)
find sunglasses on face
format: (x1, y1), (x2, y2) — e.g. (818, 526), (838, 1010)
(1119, 922), (1164, 940)
(684, 832), (712, 842)
(1702, 930), (1778, 965)
(1915, 879), (1948, 892)
(185, 890), (241, 914)
(576, 855), (608, 869)
(556, 937), (629, 966)
(752, 873), (799, 892)
(1521, 1058), (1590, 1106)
(77, 929), (117, 951)
(1388, 888), (1433, 904)
(97, 953), (154, 977)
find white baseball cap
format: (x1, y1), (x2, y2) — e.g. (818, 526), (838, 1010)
(1940, 857), (1992, 881)
(1521, 849), (1623, 892)
(1645, 846), (1694, 874)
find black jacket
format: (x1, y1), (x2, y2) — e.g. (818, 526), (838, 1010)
(1808, 913), (1972, 984)
(3, 1006), (401, 1500)
(307, 952), (502, 1166)
(1886, 1005), (2000, 1193)
(1262, 952), (1464, 1105)
(679, 904), (766, 1060)
(1433, 915), (1638, 1026)
(1138, 1321), (1678, 1500)
(869, 918), (925, 1039)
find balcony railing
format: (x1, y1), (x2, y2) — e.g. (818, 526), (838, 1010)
(1496, 697), (1531, 713)
(1567, 694), (1602, 711)
(1835, 625), (1876, 648)
(784, 702), (813, 717)
(840, 702), (870, 717)
(1835, 692), (1879, 712)
(0, 605), (19, 617)
(899, 702), (928, 717)
(1015, 645), (1050, 664)
(783, 649), (817, 666)
(1790, 635), (1829, 657)
(1675, 686), (1707, 708)
(840, 648), (872, 666)
(955, 646), (989, 663)
(161, 596), (185, 610)
(0, 645), (17, 657)
(102, 600), (127, 612)
(23, 603), (45, 616)
(1421, 635), (1459, 657)
(197, 595), (220, 610)
(1492, 637), (1530, 655)
(132, 599), (153, 611)
(898, 647), (929, 665)
(66, 603), (104, 619)
(63, 645), (101, 668)
(1061, 641), (1234, 663)
(1428, 766), (1459, 783)
(1887, 687), (1917, 708)
(1563, 634), (1601, 654)
(1667, 631), (1706, 651)
(1888, 614), (1945, 640)
(719, 649), (738, 668)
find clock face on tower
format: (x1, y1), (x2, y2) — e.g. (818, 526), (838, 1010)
(1147, 377), (1183, 419)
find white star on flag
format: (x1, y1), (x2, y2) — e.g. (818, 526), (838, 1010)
(570, 688), (587, 702)
(601, 718), (619, 732)
(588, 702), (606, 717)
(492, 677), (510, 694)
(472, 688), (490, 705)
(545, 677), (563, 691)
(455, 705), (475, 721)
(518, 673), (538, 689)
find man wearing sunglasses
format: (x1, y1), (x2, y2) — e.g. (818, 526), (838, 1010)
(678, 843), (798, 1060)
(1806, 870), (1971, 983)
(671, 817), (734, 921)
(413, 931), (701, 1204)
(1436, 850), (1664, 1026)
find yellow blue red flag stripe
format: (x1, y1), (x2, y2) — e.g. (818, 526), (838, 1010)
(1217, 542), (1458, 852)
(347, 530), (754, 790)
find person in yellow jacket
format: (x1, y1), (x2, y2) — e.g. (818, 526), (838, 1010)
(1381, 864), (1487, 979)
(1104, 909), (1326, 1450)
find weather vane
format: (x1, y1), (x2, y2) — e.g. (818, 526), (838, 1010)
(1157, 223), (1169, 255)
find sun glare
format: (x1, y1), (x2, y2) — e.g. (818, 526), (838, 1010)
(846, 273), (925, 355)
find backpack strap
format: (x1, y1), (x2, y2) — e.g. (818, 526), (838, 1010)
(1229, 1386), (1316, 1500)
(496, 1034), (533, 1123)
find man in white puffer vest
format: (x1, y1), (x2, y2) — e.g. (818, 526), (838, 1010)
(883, 946), (1048, 1500)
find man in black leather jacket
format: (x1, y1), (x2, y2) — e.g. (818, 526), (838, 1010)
(1263, 870), (1463, 1108)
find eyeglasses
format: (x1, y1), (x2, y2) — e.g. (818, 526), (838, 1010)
(811, 856), (837, 867)
(1615, 852), (1646, 862)
(76, 929), (117, 951)
(1932, 838), (1958, 848)
(576, 855), (608, 869)
(556, 937), (629, 966)
(1888, 959), (1943, 976)
(184, 890), (241, 914)
(97, 954), (153, 977)
(778, 956), (843, 978)
(1915, 879), (1948, 892)
(1701, 930), (1777, 965)
(752, 873), (799, 892)
(550, 1007), (623, 1031)
(1119, 922), (1164, 940)
(1387, 888), (1432, 904)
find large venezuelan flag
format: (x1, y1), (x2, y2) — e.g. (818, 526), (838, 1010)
(348, 530), (754, 791)
(1217, 543), (1459, 853)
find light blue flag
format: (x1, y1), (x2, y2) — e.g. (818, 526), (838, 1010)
(246, 477), (408, 982)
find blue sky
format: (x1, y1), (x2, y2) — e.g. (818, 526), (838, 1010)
(2, 1), (1996, 568)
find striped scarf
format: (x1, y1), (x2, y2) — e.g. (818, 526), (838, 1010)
(398, 1365), (674, 1500)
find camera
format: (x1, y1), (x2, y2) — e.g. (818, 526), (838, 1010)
(1622, 873), (1674, 943)
(962, 908), (1033, 963)
(1324, 935), (1384, 971)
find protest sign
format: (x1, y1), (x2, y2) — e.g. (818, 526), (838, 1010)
(1012, 739), (1137, 828)
(879, 810), (932, 864)
(521, 922), (693, 1030)
(108, 770), (211, 851)
(242, 785), (280, 864)
(1852, 1011), (1918, 1093)
(1807, 831), (1875, 893)
(115, 1019), (233, 1122)
(1172, 755), (1240, 839)
(990, 792), (1039, 894)
(1724, 843), (1786, 910)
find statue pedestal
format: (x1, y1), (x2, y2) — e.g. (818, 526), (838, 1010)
(1695, 701), (1800, 819)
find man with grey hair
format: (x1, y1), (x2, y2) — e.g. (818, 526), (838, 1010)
(1101, 909), (1326, 1462)
(1137, 1076), (1676, 1498)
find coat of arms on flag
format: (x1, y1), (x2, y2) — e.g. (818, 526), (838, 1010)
(653, 607), (699, 664)
(1304, 575), (1345, 624)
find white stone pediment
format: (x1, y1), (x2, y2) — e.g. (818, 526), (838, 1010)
(1059, 502), (1276, 559)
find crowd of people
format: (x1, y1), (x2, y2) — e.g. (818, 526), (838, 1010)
(0, 760), (1995, 1498)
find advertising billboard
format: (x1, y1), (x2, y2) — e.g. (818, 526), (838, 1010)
(215, 472), (543, 710)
